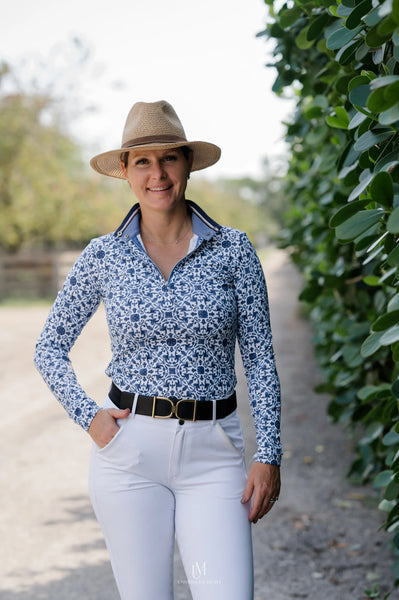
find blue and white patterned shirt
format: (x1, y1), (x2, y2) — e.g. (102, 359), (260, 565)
(34, 201), (281, 465)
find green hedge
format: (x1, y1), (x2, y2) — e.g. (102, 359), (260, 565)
(259, 0), (399, 583)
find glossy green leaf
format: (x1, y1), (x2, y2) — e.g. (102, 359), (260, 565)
(392, 378), (399, 396)
(387, 245), (399, 266)
(378, 15), (398, 36)
(369, 75), (399, 90)
(358, 385), (389, 401)
(329, 199), (370, 227)
(349, 84), (371, 107)
(383, 428), (399, 445)
(360, 423), (384, 446)
(385, 81), (399, 104)
(335, 209), (383, 241)
(326, 25), (362, 50)
(346, 0), (372, 29)
(381, 325), (399, 345)
(372, 309), (399, 331)
(348, 75), (371, 91)
(388, 294), (399, 311)
(385, 480), (399, 500)
(388, 207), (399, 233)
(326, 106), (350, 129)
(393, 341), (399, 360)
(361, 330), (385, 356)
(393, 0), (399, 24)
(364, 6), (385, 27)
(307, 13), (331, 40)
(367, 87), (397, 113)
(375, 149), (399, 173)
(379, 102), (399, 125)
(348, 111), (368, 130)
(355, 41), (370, 60)
(372, 47), (385, 64)
(364, 272), (384, 285)
(337, 3), (353, 17)
(336, 39), (362, 64)
(379, 267), (396, 284)
(342, 144), (361, 169)
(374, 470), (394, 487)
(369, 171), (393, 207)
(354, 129), (393, 151)
(378, 499), (396, 512)
(348, 171), (374, 201)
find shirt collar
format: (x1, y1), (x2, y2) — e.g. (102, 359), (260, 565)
(114, 199), (221, 242)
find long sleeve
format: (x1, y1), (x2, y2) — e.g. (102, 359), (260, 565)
(34, 240), (103, 430)
(234, 232), (282, 465)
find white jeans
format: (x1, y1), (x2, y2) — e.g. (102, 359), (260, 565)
(88, 396), (253, 600)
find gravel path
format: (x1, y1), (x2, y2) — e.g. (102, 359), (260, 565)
(0, 249), (395, 599)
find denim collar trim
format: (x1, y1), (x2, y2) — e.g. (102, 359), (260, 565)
(115, 200), (221, 243)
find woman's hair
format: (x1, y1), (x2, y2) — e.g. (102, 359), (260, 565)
(120, 145), (192, 169)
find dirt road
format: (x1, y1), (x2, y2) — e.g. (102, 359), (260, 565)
(0, 250), (395, 599)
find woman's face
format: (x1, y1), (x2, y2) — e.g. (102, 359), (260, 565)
(120, 147), (193, 215)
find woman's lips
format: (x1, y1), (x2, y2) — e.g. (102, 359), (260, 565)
(147, 185), (173, 192)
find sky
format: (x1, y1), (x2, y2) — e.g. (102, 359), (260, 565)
(1, 0), (293, 179)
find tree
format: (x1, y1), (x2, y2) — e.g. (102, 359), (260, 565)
(0, 60), (132, 252)
(260, 0), (399, 584)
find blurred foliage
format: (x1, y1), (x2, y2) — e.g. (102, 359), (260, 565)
(0, 52), (286, 253)
(0, 58), (133, 252)
(188, 161), (288, 246)
(259, 0), (399, 584)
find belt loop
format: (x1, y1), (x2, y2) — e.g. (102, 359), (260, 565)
(131, 393), (139, 418)
(212, 399), (217, 424)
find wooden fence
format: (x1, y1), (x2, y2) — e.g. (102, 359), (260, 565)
(0, 250), (80, 300)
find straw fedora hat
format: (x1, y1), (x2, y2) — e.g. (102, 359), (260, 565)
(90, 100), (221, 179)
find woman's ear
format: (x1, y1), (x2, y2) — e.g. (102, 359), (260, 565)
(120, 161), (132, 188)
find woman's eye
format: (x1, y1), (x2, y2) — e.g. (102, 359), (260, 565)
(135, 158), (148, 166)
(164, 154), (177, 162)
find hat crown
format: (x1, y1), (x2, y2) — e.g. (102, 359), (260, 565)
(122, 100), (187, 148)
(90, 99), (221, 178)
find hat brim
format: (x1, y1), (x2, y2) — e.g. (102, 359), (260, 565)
(90, 140), (221, 179)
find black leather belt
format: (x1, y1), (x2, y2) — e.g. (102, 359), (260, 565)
(109, 382), (237, 422)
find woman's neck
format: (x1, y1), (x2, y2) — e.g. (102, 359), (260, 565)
(139, 203), (192, 245)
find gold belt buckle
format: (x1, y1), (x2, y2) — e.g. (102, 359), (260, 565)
(152, 396), (174, 419)
(176, 399), (197, 422)
(151, 397), (197, 421)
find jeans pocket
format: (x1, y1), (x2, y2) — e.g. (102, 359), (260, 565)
(215, 412), (245, 457)
(97, 420), (127, 454)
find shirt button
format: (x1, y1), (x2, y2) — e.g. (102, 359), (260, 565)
(178, 419), (185, 426)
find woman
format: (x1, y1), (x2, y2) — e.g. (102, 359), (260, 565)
(34, 100), (281, 600)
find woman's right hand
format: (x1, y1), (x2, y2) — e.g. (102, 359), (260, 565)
(88, 407), (130, 448)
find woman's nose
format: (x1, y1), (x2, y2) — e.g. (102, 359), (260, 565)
(150, 160), (166, 179)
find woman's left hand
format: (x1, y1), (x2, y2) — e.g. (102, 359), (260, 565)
(241, 462), (281, 523)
